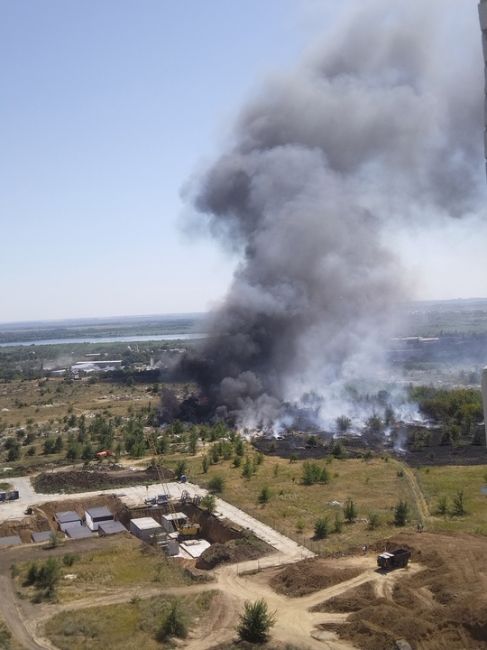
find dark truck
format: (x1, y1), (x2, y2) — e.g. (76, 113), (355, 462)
(377, 548), (411, 570)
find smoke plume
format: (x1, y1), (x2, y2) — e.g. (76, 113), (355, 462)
(183, 0), (484, 431)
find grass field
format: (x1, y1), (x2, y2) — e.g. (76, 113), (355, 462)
(16, 537), (197, 603)
(0, 378), (154, 428)
(44, 591), (216, 650)
(415, 464), (487, 535)
(165, 452), (421, 553)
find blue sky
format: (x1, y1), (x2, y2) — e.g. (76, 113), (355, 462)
(1, 1), (486, 323)
(1, 0), (334, 322)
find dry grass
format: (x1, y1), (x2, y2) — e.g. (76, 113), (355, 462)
(16, 536), (195, 603)
(44, 591), (216, 650)
(168, 453), (420, 553)
(415, 464), (487, 535)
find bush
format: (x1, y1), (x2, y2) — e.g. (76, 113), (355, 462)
(393, 500), (409, 526)
(436, 495), (448, 516)
(451, 489), (466, 516)
(344, 499), (357, 523)
(314, 517), (329, 539)
(368, 512), (381, 530)
(238, 599), (276, 643)
(201, 494), (216, 514)
(258, 486), (271, 505)
(157, 600), (187, 641)
(208, 475), (225, 493)
(334, 513), (343, 534)
(302, 462), (329, 486)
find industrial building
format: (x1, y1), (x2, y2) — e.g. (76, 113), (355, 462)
(31, 531), (53, 543)
(85, 506), (114, 531)
(130, 516), (163, 542)
(98, 521), (127, 536)
(0, 535), (21, 546)
(55, 511), (82, 532)
(64, 525), (94, 540)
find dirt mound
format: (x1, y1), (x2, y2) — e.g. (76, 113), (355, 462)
(270, 558), (361, 597)
(196, 534), (270, 570)
(321, 532), (487, 650)
(33, 466), (173, 494)
(311, 581), (375, 613)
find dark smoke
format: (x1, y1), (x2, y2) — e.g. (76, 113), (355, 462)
(182, 0), (484, 431)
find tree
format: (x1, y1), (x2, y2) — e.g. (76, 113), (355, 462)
(188, 429), (199, 455)
(344, 499), (357, 523)
(157, 600), (187, 641)
(451, 489), (466, 516)
(238, 599), (276, 643)
(200, 494), (216, 514)
(7, 443), (20, 462)
(174, 460), (187, 480)
(37, 558), (60, 597)
(436, 495), (448, 516)
(393, 500), (409, 526)
(258, 486), (271, 505)
(25, 563), (38, 586)
(368, 512), (381, 530)
(201, 455), (209, 474)
(208, 475), (224, 494)
(336, 415), (351, 433)
(314, 517), (330, 539)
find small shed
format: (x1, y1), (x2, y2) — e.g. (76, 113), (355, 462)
(31, 531), (53, 544)
(161, 512), (188, 533)
(0, 535), (22, 546)
(85, 506), (114, 531)
(55, 511), (81, 530)
(98, 521), (127, 536)
(130, 516), (162, 542)
(64, 524), (94, 539)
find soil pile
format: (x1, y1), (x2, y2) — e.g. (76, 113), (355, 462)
(320, 532), (487, 650)
(33, 466), (173, 494)
(270, 558), (361, 597)
(196, 534), (270, 570)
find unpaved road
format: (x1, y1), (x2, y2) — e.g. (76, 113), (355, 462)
(23, 556), (418, 650)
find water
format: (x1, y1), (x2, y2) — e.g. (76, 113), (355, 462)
(0, 333), (206, 348)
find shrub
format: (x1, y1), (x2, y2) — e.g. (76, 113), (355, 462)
(368, 512), (381, 530)
(451, 489), (466, 517)
(258, 486), (271, 505)
(238, 599), (276, 643)
(344, 499), (357, 523)
(208, 475), (224, 494)
(436, 495), (448, 516)
(201, 494), (216, 514)
(334, 513), (343, 534)
(314, 518), (330, 540)
(157, 601), (188, 641)
(393, 500), (409, 527)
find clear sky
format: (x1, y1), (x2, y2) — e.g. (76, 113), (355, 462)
(1, 1), (486, 323)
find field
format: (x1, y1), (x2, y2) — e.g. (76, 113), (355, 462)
(44, 591), (216, 650)
(15, 536), (199, 603)
(166, 452), (421, 553)
(415, 464), (487, 535)
(0, 378), (154, 428)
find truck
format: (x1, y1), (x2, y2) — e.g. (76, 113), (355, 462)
(377, 548), (411, 570)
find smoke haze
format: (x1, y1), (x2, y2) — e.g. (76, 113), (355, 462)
(183, 0), (485, 431)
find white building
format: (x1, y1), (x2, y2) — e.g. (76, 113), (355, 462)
(85, 506), (114, 531)
(130, 516), (163, 542)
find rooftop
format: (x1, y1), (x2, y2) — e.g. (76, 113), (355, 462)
(0, 535), (21, 546)
(65, 525), (94, 539)
(163, 512), (188, 522)
(98, 521), (127, 535)
(31, 531), (53, 543)
(55, 511), (81, 524)
(85, 506), (113, 519)
(130, 516), (161, 530)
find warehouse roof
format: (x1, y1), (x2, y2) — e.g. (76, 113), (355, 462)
(0, 535), (22, 546)
(85, 506), (113, 519)
(31, 531), (53, 543)
(98, 521), (127, 535)
(64, 525), (94, 539)
(163, 512), (188, 522)
(130, 517), (161, 530)
(55, 511), (81, 524)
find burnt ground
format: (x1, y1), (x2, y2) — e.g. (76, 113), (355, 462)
(32, 465), (174, 494)
(254, 430), (487, 466)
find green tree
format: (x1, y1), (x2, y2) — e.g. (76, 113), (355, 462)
(393, 500), (409, 526)
(37, 558), (60, 597)
(258, 486), (271, 505)
(157, 600), (187, 641)
(314, 517), (330, 539)
(368, 512), (381, 530)
(208, 475), (224, 494)
(344, 499), (357, 523)
(174, 460), (187, 480)
(238, 599), (276, 643)
(436, 495), (448, 516)
(451, 489), (466, 516)
(201, 494), (216, 514)
(201, 455), (209, 474)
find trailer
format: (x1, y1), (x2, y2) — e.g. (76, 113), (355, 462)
(377, 548), (411, 570)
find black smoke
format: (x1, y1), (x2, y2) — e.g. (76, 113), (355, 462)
(181, 0), (484, 431)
